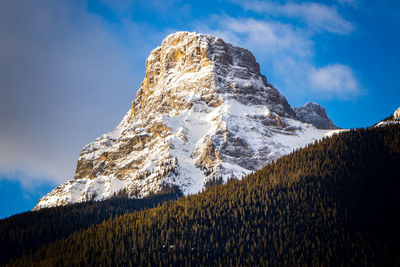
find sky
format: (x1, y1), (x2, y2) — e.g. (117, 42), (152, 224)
(1, 0), (399, 218)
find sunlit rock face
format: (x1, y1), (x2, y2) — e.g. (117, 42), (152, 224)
(35, 32), (338, 210)
(394, 107), (400, 120)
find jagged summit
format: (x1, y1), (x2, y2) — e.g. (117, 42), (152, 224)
(131, 31), (295, 119)
(294, 102), (338, 130)
(35, 32), (339, 210)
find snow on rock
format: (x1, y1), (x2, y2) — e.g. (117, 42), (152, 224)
(375, 106), (400, 127)
(34, 32), (339, 210)
(294, 102), (338, 129)
(394, 107), (400, 120)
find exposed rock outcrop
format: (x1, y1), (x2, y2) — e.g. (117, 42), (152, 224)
(394, 107), (400, 120)
(35, 32), (338, 210)
(294, 102), (338, 129)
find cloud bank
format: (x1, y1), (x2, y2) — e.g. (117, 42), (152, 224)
(0, 0), (152, 186)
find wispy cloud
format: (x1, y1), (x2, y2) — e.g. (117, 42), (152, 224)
(195, 13), (360, 102)
(201, 16), (312, 59)
(234, 0), (355, 34)
(337, 0), (357, 6)
(0, 170), (55, 195)
(309, 64), (361, 99)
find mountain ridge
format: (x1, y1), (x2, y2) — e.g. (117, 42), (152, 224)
(35, 31), (338, 210)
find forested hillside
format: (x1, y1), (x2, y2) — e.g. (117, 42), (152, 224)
(0, 186), (181, 265)
(5, 125), (400, 266)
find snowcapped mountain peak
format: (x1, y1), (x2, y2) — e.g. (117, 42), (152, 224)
(34, 32), (339, 210)
(131, 31), (294, 119)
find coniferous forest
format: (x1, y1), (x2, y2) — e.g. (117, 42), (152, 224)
(0, 186), (182, 265)
(2, 124), (400, 266)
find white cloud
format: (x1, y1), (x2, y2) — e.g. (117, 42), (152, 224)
(0, 169), (55, 193)
(236, 1), (355, 34)
(309, 64), (361, 99)
(197, 16), (312, 61)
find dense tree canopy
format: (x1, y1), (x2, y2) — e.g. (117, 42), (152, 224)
(3, 125), (400, 266)
(0, 186), (181, 265)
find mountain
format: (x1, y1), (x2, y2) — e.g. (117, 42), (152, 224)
(35, 31), (338, 210)
(294, 102), (338, 129)
(9, 123), (400, 266)
(375, 106), (400, 127)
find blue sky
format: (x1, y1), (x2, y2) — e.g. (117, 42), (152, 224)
(1, 0), (399, 218)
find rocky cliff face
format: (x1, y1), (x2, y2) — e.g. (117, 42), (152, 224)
(294, 102), (338, 130)
(35, 32), (339, 210)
